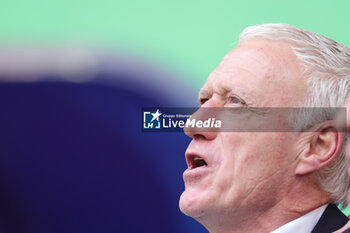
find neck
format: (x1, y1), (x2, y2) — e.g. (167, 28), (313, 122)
(199, 176), (330, 233)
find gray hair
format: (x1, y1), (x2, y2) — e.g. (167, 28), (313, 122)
(239, 23), (350, 206)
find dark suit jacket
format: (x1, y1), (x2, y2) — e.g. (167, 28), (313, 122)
(311, 204), (349, 233)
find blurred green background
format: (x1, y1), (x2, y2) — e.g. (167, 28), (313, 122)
(1, 0), (349, 89)
(0, 0), (349, 214)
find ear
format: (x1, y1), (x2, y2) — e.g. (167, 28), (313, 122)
(295, 121), (344, 175)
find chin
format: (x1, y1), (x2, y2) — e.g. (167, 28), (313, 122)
(179, 189), (208, 218)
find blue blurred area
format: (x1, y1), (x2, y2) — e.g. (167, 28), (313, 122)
(0, 49), (207, 233)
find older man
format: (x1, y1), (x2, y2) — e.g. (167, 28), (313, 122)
(179, 24), (350, 233)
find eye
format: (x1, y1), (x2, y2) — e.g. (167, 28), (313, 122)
(199, 98), (209, 105)
(228, 95), (246, 105)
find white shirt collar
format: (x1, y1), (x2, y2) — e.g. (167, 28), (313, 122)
(270, 205), (328, 233)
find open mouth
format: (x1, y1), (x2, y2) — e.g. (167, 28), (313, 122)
(187, 154), (208, 169)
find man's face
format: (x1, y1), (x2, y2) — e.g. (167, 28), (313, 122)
(179, 40), (307, 225)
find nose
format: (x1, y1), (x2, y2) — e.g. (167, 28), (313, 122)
(184, 101), (219, 141)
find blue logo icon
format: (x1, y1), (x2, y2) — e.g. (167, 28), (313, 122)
(143, 109), (162, 129)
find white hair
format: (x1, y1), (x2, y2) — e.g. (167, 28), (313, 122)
(239, 23), (350, 206)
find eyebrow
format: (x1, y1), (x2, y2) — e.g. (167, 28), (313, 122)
(216, 86), (230, 95)
(198, 86), (233, 99)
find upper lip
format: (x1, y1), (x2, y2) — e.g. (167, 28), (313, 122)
(185, 152), (209, 169)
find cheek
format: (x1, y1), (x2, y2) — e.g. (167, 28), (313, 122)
(219, 133), (294, 184)
(213, 135), (256, 197)
(211, 133), (297, 205)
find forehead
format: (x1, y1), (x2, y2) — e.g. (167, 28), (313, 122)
(202, 40), (306, 106)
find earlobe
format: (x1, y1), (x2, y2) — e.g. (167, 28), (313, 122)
(295, 121), (343, 176)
